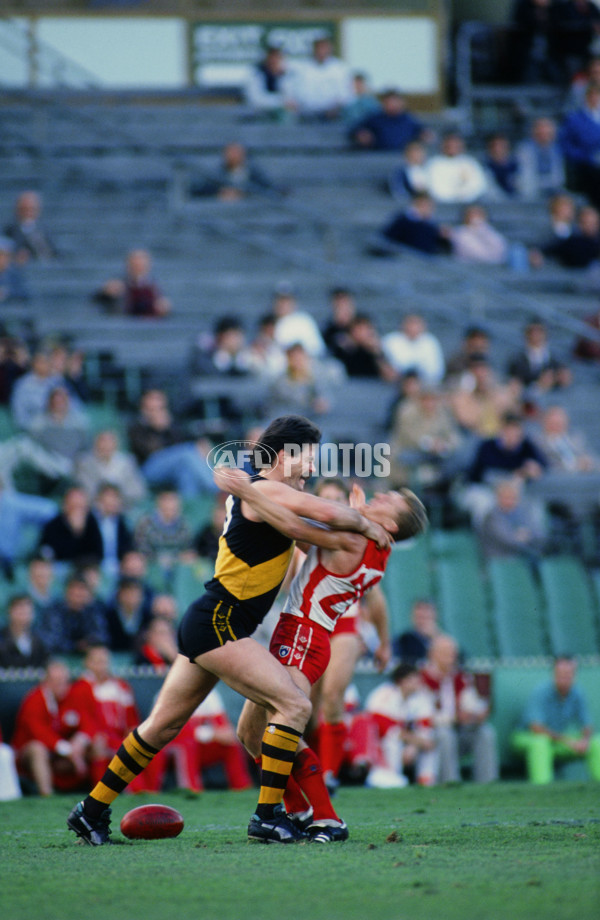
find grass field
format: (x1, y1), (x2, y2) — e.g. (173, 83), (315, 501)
(2, 783), (599, 920)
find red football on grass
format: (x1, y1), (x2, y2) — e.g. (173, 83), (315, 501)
(120, 804), (184, 840)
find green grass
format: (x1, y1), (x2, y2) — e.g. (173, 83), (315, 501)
(2, 783), (599, 920)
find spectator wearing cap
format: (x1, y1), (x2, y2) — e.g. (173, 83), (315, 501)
(0, 236), (29, 303)
(350, 89), (426, 151)
(4, 191), (56, 263)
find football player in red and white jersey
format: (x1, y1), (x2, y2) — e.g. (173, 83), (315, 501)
(218, 467), (427, 841)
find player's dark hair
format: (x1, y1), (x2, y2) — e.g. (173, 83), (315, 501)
(392, 662), (419, 683)
(394, 488), (429, 542)
(254, 415), (322, 469)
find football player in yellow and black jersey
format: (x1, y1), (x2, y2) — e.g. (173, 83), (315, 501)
(68, 414), (396, 845)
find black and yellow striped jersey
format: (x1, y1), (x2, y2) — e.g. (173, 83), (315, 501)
(204, 478), (295, 625)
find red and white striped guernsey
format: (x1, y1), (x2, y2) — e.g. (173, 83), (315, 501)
(283, 540), (390, 632)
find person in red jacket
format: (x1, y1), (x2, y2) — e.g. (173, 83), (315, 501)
(12, 660), (94, 795)
(69, 645), (140, 785)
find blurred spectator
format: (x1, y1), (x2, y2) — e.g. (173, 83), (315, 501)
(134, 490), (195, 579)
(381, 192), (451, 255)
(449, 354), (521, 439)
(0, 475), (56, 579)
(272, 281), (326, 358)
(388, 385), (462, 489)
(118, 550), (154, 618)
(10, 349), (63, 431)
(516, 117), (566, 198)
(245, 313), (286, 380)
(0, 237), (29, 303)
(420, 634), (499, 783)
(95, 249), (171, 317)
(37, 574), (108, 655)
(512, 655), (600, 783)
(336, 314), (395, 380)
(476, 477), (548, 562)
(450, 204), (511, 265)
(135, 615), (179, 670)
(569, 55), (600, 107)
(573, 302), (600, 360)
(0, 335), (28, 405)
(28, 385), (91, 469)
(342, 72), (381, 131)
(287, 36), (354, 120)
(483, 133), (520, 198)
(23, 556), (57, 621)
(3, 191), (56, 263)
(38, 486), (104, 568)
(244, 45), (295, 120)
(0, 594), (49, 669)
(389, 140), (431, 199)
(559, 85), (600, 208)
(322, 286), (357, 360)
(350, 89), (425, 151)
(445, 325), (492, 383)
(127, 389), (217, 497)
(554, 0), (600, 80)
(12, 660), (93, 795)
(533, 404), (599, 471)
(426, 133), (488, 204)
(104, 576), (152, 654)
(364, 663), (438, 788)
(149, 592), (179, 624)
(69, 644), (139, 786)
(506, 317), (572, 393)
(543, 204), (600, 267)
(0, 724), (21, 800)
(74, 429), (146, 509)
(382, 313), (445, 386)
(191, 316), (252, 376)
(392, 598), (440, 666)
(510, 0), (562, 84)
(192, 142), (281, 201)
(92, 484), (134, 581)
(267, 343), (332, 418)
(46, 341), (90, 405)
(194, 499), (226, 560)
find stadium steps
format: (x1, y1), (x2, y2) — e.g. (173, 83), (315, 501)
(538, 556), (600, 656)
(487, 558), (549, 658)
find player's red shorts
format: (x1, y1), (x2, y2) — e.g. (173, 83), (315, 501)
(331, 613), (360, 638)
(269, 613), (331, 685)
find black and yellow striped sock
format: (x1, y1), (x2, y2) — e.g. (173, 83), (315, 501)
(83, 729), (159, 819)
(255, 723), (302, 820)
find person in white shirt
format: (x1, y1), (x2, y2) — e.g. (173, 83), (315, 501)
(75, 429), (147, 510)
(450, 205), (510, 265)
(272, 282), (326, 358)
(382, 313), (445, 385)
(427, 132), (488, 204)
(287, 36), (354, 120)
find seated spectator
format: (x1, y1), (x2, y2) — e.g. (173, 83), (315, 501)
(267, 343), (332, 419)
(22, 556), (58, 622)
(93, 483), (134, 581)
(420, 634), (499, 783)
(191, 142), (281, 201)
(0, 594), (49, 669)
(69, 644), (139, 786)
(95, 248), (171, 317)
(445, 325), (492, 383)
(569, 55), (600, 108)
(506, 317), (572, 394)
(0, 475), (56, 579)
(0, 237), (29, 303)
(533, 404), (599, 471)
(426, 132), (488, 204)
(364, 663), (438, 788)
(190, 316), (252, 376)
(336, 314), (395, 380)
(117, 550), (154, 619)
(559, 85), (600, 208)
(573, 302), (600, 361)
(516, 117), (566, 199)
(0, 334), (28, 405)
(3, 190), (56, 262)
(272, 281), (326, 358)
(450, 204), (511, 265)
(133, 489), (195, 581)
(104, 576), (153, 654)
(554, 0), (600, 81)
(381, 192), (451, 255)
(29, 385), (91, 470)
(389, 385), (462, 488)
(12, 660), (94, 795)
(127, 389), (217, 497)
(476, 477), (548, 562)
(449, 354), (521, 439)
(389, 140), (431, 200)
(0, 724), (21, 800)
(392, 598), (440, 666)
(245, 313), (286, 380)
(194, 499), (226, 560)
(286, 35), (354, 121)
(9, 348), (63, 432)
(149, 592), (179, 624)
(135, 615), (179, 671)
(47, 340), (90, 405)
(74, 429), (146, 510)
(382, 313), (445, 386)
(543, 204), (600, 268)
(483, 133), (520, 198)
(350, 89), (425, 151)
(37, 573), (109, 655)
(510, 0), (562, 85)
(244, 45), (296, 120)
(38, 486), (104, 568)
(512, 655), (600, 783)
(322, 286), (357, 360)
(342, 72), (381, 131)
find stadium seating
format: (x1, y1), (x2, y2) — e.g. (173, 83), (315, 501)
(538, 557), (600, 656)
(434, 553), (495, 660)
(380, 535), (433, 637)
(488, 558), (549, 658)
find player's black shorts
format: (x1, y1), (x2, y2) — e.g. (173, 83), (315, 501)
(177, 593), (259, 661)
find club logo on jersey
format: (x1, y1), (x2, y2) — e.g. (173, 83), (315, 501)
(278, 646), (291, 659)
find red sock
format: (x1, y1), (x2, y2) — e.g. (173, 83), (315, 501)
(319, 721), (347, 777)
(292, 747), (339, 822)
(283, 773), (310, 815)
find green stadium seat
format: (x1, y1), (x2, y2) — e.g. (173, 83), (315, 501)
(539, 556), (600, 656)
(429, 528), (481, 565)
(182, 495), (217, 531)
(0, 407), (18, 439)
(85, 401), (127, 439)
(488, 558), (549, 658)
(435, 555), (495, 659)
(380, 535), (432, 637)
(172, 560), (212, 616)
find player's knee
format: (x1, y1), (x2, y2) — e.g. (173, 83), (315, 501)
(287, 689), (312, 729)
